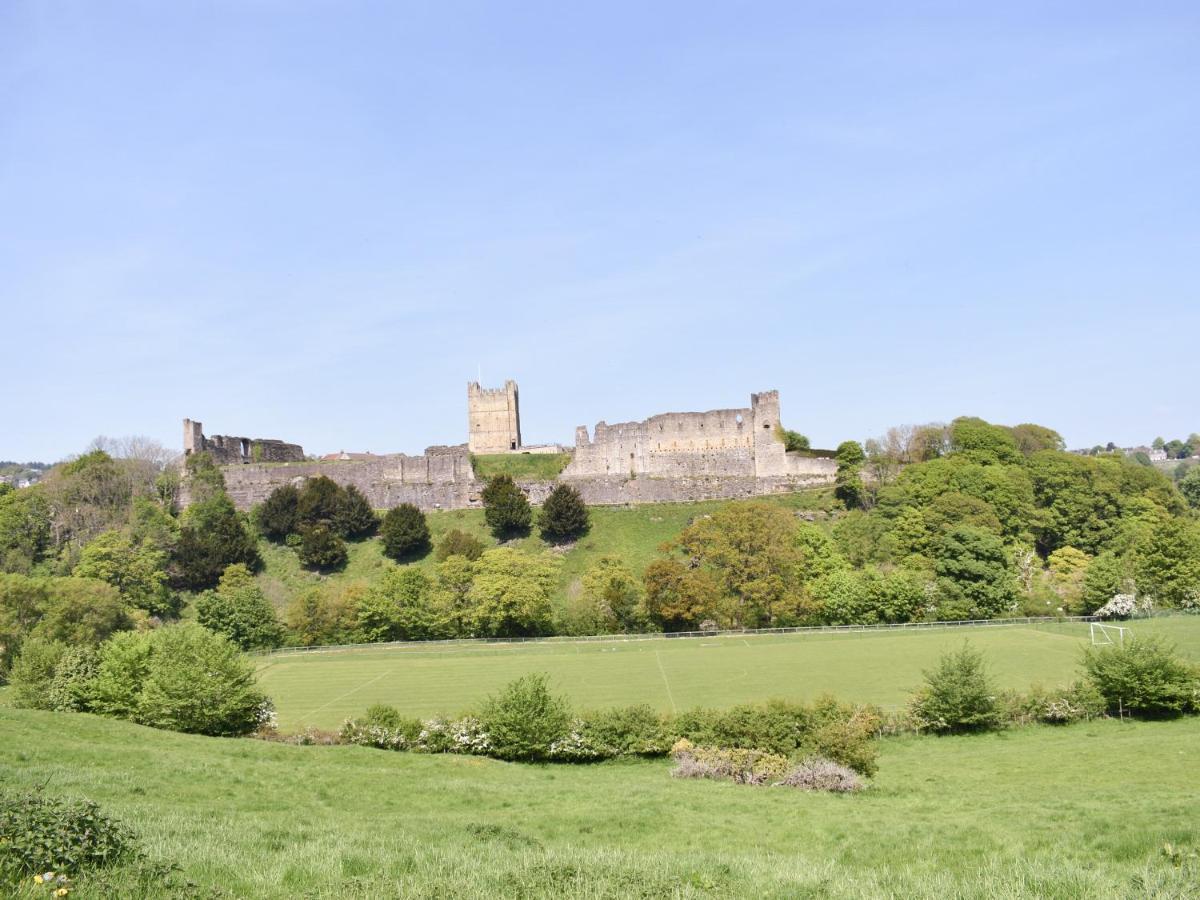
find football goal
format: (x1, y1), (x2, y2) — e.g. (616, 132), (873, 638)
(1090, 622), (1131, 646)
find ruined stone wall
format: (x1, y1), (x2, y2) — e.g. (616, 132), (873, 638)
(191, 386), (835, 513)
(467, 381), (521, 453)
(183, 419), (305, 466)
(562, 390), (835, 481)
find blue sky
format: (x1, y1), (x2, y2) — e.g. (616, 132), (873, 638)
(3, 1), (1198, 462)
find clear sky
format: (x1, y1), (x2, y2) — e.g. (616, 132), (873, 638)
(3, 1), (1198, 462)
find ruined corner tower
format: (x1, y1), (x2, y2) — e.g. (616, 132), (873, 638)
(467, 380), (522, 454)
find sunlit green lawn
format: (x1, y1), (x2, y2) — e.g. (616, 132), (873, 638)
(257, 616), (1200, 730)
(2, 708), (1196, 898)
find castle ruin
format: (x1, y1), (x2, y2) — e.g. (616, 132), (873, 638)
(184, 383), (836, 511)
(467, 380), (521, 453)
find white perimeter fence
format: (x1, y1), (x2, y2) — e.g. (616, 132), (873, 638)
(250, 614), (1114, 659)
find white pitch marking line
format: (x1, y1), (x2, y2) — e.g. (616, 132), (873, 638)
(302, 669), (392, 719)
(654, 650), (678, 714)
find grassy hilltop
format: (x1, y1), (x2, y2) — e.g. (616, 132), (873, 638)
(2, 707), (1197, 898)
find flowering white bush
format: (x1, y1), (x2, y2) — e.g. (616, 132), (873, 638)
(1095, 593), (1138, 619)
(548, 719), (608, 761)
(414, 716), (491, 754)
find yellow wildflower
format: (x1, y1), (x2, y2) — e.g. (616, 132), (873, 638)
(34, 874), (44, 883)
(57, 889), (71, 897)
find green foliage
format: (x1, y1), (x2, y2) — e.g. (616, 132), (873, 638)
(1080, 551), (1131, 615)
(564, 556), (644, 634)
(284, 585), (361, 647)
(74, 529), (175, 617)
(909, 642), (1002, 733)
(297, 525), (348, 571)
(434, 528), (485, 562)
(0, 486), (51, 573)
(1082, 636), (1200, 718)
(577, 704), (669, 756)
(537, 483), (590, 542)
(810, 567), (930, 626)
(0, 786), (136, 881)
(777, 428), (811, 451)
(1180, 467), (1200, 509)
(295, 476), (343, 530)
(834, 440), (866, 509)
(640, 558), (723, 632)
(45, 646), (100, 713)
(184, 451), (226, 498)
(479, 673), (572, 761)
(1008, 423), (1065, 456)
(467, 548), (559, 637)
(7, 637), (67, 709)
(1132, 518), (1200, 608)
(481, 475), (532, 538)
(90, 623), (270, 736)
(675, 502), (806, 628)
(932, 526), (1017, 619)
(948, 417), (1022, 464)
(255, 484), (299, 541)
(355, 567), (439, 642)
(379, 504), (431, 561)
(194, 563), (284, 650)
(334, 485), (378, 540)
(174, 492), (260, 590)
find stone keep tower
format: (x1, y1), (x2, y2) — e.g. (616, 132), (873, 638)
(467, 380), (522, 453)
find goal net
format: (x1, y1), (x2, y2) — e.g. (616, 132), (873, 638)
(1090, 622), (1130, 646)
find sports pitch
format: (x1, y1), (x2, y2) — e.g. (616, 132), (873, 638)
(258, 616), (1200, 731)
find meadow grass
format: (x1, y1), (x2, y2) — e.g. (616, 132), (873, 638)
(254, 489), (837, 612)
(470, 453), (572, 481)
(1, 708), (1197, 898)
(256, 616), (1200, 730)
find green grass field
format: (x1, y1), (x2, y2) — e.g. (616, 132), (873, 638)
(257, 616), (1200, 731)
(2, 708), (1197, 898)
(254, 489), (837, 612)
(470, 452), (573, 481)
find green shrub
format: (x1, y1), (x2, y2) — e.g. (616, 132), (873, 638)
(297, 525), (348, 571)
(380, 504), (431, 561)
(538, 483), (590, 542)
(435, 529), (486, 562)
(1082, 636), (1200, 718)
(194, 563), (284, 650)
(807, 695), (881, 776)
(580, 704), (669, 756)
(0, 786), (136, 881)
(673, 700), (811, 756)
(481, 475), (532, 538)
(909, 642), (1002, 733)
(45, 646), (100, 712)
(173, 492), (260, 590)
(296, 476), (344, 530)
(334, 485), (378, 540)
(480, 673), (571, 761)
(91, 623), (271, 736)
(1007, 682), (1107, 726)
(7, 637), (67, 709)
(255, 484), (299, 541)
(340, 704), (424, 750)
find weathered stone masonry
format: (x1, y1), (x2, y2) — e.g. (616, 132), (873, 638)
(186, 386), (837, 512)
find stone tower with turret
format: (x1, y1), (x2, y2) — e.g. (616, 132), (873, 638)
(467, 380), (522, 453)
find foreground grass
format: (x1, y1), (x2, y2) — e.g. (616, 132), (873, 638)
(257, 616), (1200, 730)
(1, 709), (1197, 898)
(254, 489), (836, 612)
